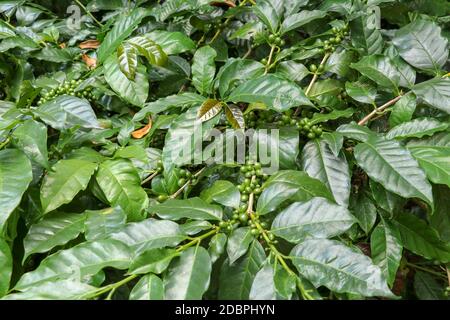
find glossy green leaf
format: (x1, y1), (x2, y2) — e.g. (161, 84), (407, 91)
(412, 78), (450, 114)
(34, 95), (100, 130)
(84, 207), (127, 241)
(386, 118), (448, 140)
(257, 170), (334, 215)
(370, 220), (403, 287)
(0, 149), (32, 232)
(200, 180), (240, 208)
(23, 212), (86, 260)
(291, 239), (394, 297)
(228, 75), (313, 112)
(280, 10), (326, 34)
(192, 46), (217, 96)
(354, 137), (433, 207)
(271, 197), (355, 243)
(41, 159), (97, 213)
(249, 264), (276, 300)
(96, 159), (148, 221)
(389, 94), (417, 127)
(351, 55), (400, 90)
(128, 248), (178, 275)
(146, 30), (196, 55)
(227, 227), (254, 264)
(393, 19), (448, 72)
(218, 59), (265, 97)
(164, 246), (212, 300)
(11, 119), (49, 168)
(0, 238), (12, 297)
(301, 139), (351, 206)
(150, 197), (223, 221)
(393, 212), (450, 263)
(15, 239), (132, 290)
(350, 15), (383, 55)
(129, 274), (164, 300)
(117, 43), (138, 80)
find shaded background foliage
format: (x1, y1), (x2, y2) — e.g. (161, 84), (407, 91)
(0, 0), (449, 300)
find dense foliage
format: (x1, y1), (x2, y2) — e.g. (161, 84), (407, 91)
(0, 0), (450, 300)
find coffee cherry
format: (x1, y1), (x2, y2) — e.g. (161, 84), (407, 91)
(219, 221), (227, 228)
(261, 58), (268, 65)
(268, 34), (276, 42)
(178, 178), (186, 187)
(307, 132), (316, 139)
(310, 64), (317, 72)
(251, 228), (259, 236)
(275, 37), (282, 45)
(157, 195), (168, 202)
(241, 194), (249, 202)
(239, 214), (248, 223)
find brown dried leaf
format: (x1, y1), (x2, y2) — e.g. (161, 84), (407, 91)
(59, 43), (66, 49)
(132, 117), (153, 139)
(210, 0), (236, 8)
(82, 54), (97, 69)
(79, 40), (101, 49)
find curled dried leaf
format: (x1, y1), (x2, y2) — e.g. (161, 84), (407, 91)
(132, 117), (153, 139)
(79, 40), (101, 49)
(82, 54), (97, 69)
(210, 0), (236, 8)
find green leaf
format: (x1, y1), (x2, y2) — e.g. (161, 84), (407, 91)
(34, 95), (100, 130)
(110, 218), (185, 254)
(393, 19), (448, 72)
(11, 119), (49, 168)
(149, 197), (223, 221)
(197, 99), (223, 122)
(224, 104), (245, 129)
(162, 107), (219, 170)
(218, 59), (265, 97)
(129, 274), (164, 300)
(431, 185), (450, 242)
(146, 30), (196, 55)
(0, 149), (32, 231)
(345, 80), (377, 105)
(273, 264), (296, 299)
(41, 159), (97, 214)
(350, 15), (383, 55)
(23, 212), (86, 260)
(310, 108), (354, 125)
(291, 239), (394, 297)
(325, 50), (356, 78)
(218, 240), (266, 299)
(0, 238), (12, 297)
(228, 75), (313, 111)
(412, 78), (450, 114)
(350, 193), (377, 234)
(351, 55), (400, 90)
(133, 93), (206, 120)
(257, 170), (334, 215)
(249, 264), (276, 300)
(280, 10), (326, 34)
(254, 0), (284, 33)
(354, 137), (433, 207)
(84, 207), (127, 241)
(271, 197), (355, 243)
(227, 227), (254, 264)
(393, 212), (450, 263)
(337, 123), (378, 142)
(104, 54), (148, 107)
(276, 60), (310, 83)
(387, 118), (448, 140)
(301, 139), (351, 206)
(96, 159), (148, 221)
(117, 43), (138, 80)
(414, 271), (445, 300)
(200, 180), (240, 208)
(389, 94), (417, 127)
(308, 79), (343, 99)
(15, 239), (132, 290)
(97, 8), (149, 63)
(164, 246), (212, 300)
(127, 35), (168, 66)
(192, 46), (217, 96)
(128, 248), (178, 275)
(321, 132), (344, 157)
(4, 279), (97, 300)
(370, 220), (403, 287)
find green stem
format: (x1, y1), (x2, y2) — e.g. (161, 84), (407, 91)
(74, 0), (104, 28)
(406, 262), (447, 279)
(0, 138), (10, 150)
(170, 167), (206, 199)
(176, 227), (220, 252)
(84, 274), (138, 299)
(263, 45), (277, 75)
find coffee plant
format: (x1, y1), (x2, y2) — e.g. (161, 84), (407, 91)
(0, 0), (449, 301)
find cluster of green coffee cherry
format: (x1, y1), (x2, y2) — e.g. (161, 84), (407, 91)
(177, 168), (195, 188)
(322, 25), (349, 53)
(243, 110), (275, 128)
(277, 111), (323, 139)
(37, 79), (94, 105)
